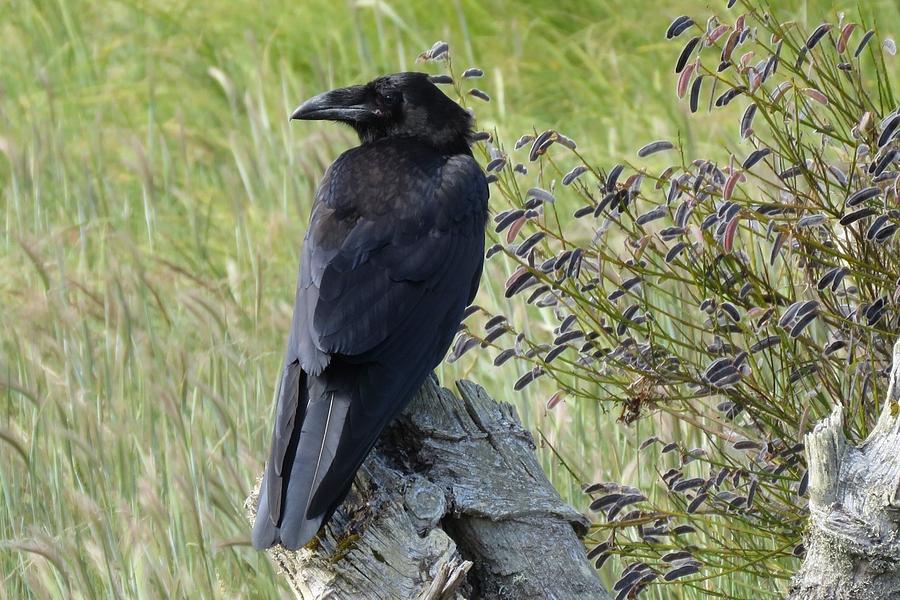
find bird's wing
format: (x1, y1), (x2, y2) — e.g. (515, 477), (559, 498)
(290, 147), (488, 373)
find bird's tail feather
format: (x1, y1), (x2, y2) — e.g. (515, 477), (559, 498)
(252, 367), (351, 550)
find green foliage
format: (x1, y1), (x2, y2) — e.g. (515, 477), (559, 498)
(444, 0), (900, 597)
(1, 0), (898, 598)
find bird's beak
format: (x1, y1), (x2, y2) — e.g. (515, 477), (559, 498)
(290, 85), (373, 122)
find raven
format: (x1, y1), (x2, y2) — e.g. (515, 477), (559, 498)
(252, 72), (489, 550)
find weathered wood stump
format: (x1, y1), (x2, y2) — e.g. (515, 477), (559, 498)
(246, 377), (609, 600)
(788, 341), (900, 600)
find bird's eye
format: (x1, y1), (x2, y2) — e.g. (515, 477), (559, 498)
(381, 92), (400, 105)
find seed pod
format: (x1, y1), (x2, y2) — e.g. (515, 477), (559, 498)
(740, 104), (757, 139)
(837, 23), (857, 53)
(514, 134), (534, 150)
(797, 213), (826, 228)
(743, 148), (772, 169)
(855, 30), (875, 57)
(638, 140), (675, 157)
(462, 67), (484, 79)
(790, 311), (817, 338)
(750, 335), (780, 353)
(666, 242), (687, 264)
(804, 23), (832, 50)
(676, 36), (701, 73)
(667, 16), (695, 39)
(468, 88), (490, 102)
(689, 76), (703, 113)
(878, 114), (899, 148)
(840, 207), (877, 226)
(563, 165), (589, 186)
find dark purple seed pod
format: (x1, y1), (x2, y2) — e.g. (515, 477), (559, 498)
(486, 157), (506, 172)
(664, 564), (699, 581)
(779, 165), (803, 179)
(468, 88), (490, 102)
(515, 231), (545, 257)
(514, 134), (534, 150)
(805, 23), (832, 50)
(666, 15), (695, 39)
(482, 328), (507, 346)
(659, 225), (684, 242)
(636, 206), (668, 225)
(740, 104), (757, 139)
(855, 30), (875, 58)
(789, 311), (817, 338)
(689, 76), (703, 113)
(544, 345), (568, 363)
(484, 315), (507, 330)
(686, 492), (706, 513)
(878, 114), (900, 147)
(743, 148), (772, 169)
(589, 493), (623, 511)
(779, 301), (804, 327)
(486, 243), (503, 259)
(866, 215), (890, 240)
(529, 130), (555, 161)
(462, 67), (484, 79)
(428, 74), (453, 85)
(563, 165), (589, 186)
(607, 164), (624, 191)
(871, 150), (897, 176)
(840, 206), (877, 225)
(817, 267), (840, 290)
(574, 205), (594, 218)
(875, 223), (897, 244)
(715, 86), (745, 107)
(721, 302), (740, 322)
(639, 436), (658, 450)
(750, 335), (780, 353)
(797, 213), (826, 228)
(495, 209), (525, 232)
(798, 469), (809, 496)
(665, 242), (687, 264)
(587, 542), (611, 560)
(823, 339), (846, 356)
(733, 439), (761, 450)
(675, 36), (701, 73)
(638, 140), (675, 157)
(493, 348), (516, 366)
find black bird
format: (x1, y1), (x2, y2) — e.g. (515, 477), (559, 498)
(252, 72), (489, 550)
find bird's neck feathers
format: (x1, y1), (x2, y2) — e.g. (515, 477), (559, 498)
(353, 105), (475, 156)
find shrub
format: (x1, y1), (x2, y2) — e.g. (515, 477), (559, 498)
(428, 1), (898, 597)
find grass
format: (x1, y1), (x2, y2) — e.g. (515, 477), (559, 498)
(1, 0), (898, 597)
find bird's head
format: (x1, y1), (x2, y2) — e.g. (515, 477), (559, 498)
(291, 72), (475, 154)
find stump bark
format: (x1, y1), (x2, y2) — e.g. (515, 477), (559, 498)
(788, 341), (900, 600)
(245, 377), (609, 600)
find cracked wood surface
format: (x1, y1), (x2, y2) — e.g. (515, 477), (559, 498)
(246, 377), (609, 600)
(788, 341), (900, 600)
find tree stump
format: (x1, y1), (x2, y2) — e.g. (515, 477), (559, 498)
(788, 341), (900, 600)
(245, 377), (610, 600)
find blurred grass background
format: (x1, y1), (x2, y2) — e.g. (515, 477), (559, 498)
(2, 0), (898, 597)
